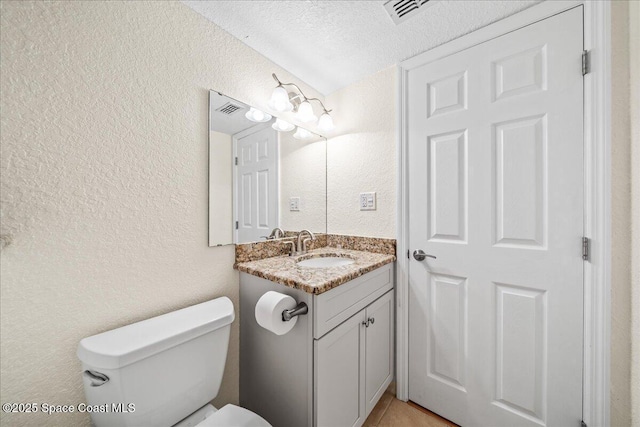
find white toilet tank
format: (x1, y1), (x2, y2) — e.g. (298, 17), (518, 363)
(77, 297), (235, 427)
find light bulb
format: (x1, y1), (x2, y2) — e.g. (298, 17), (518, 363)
(245, 107), (272, 123)
(268, 87), (293, 112)
(271, 118), (295, 132)
(252, 109), (264, 121)
(293, 127), (313, 140)
(317, 113), (334, 132)
(296, 100), (317, 123)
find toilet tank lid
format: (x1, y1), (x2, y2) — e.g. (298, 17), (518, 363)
(77, 297), (235, 370)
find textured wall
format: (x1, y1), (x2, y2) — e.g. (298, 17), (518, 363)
(611, 2), (633, 426)
(0, 1), (323, 426)
(326, 66), (396, 238)
(629, 2), (640, 426)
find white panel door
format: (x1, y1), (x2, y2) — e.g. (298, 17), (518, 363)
(236, 125), (278, 243)
(408, 7), (584, 427)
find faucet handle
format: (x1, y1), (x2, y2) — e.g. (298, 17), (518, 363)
(302, 237), (312, 253)
(296, 229), (316, 255)
(283, 241), (295, 256)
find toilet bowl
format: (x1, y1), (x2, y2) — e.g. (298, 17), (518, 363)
(77, 297), (272, 427)
(177, 403), (270, 427)
(175, 403), (269, 427)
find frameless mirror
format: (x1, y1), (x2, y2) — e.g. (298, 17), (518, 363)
(209, 91), (327, 246)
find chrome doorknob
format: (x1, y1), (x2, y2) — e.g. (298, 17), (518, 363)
(413, 250), (436, 261)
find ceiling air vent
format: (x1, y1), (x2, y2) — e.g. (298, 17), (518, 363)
(384, 0), (437, 25)
(216, 102), (243, 115)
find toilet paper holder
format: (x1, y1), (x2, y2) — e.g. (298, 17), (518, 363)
(282, 302), (308, 322)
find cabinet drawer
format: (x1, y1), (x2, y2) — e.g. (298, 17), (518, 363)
(314, 264), (393, 339)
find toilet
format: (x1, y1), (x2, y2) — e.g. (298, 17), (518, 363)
(77, 297), (271, 427)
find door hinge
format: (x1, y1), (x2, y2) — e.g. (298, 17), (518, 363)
(582, 50), (590, 75)
(235, 221), (239, 230)
(581, 420), (587, 427)
(582, 237), (590, 261)
(235, 157), (238, 165)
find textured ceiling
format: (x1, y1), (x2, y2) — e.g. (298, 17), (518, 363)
(183, 0), (540, 95)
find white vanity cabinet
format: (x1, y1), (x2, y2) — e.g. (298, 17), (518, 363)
(315, 290), (394, 427)
(240, 263), (394, 427)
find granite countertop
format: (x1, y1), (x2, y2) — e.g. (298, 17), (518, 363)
(235, 246), (396, 295)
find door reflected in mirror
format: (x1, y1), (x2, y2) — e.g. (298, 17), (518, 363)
(209, 91), (327, 246)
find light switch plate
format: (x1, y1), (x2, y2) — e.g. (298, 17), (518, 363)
(359, 192), (376, 211)
(289, 197), (300, 211)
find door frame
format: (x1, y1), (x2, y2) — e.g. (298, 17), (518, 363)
(395, 1), (612, 425)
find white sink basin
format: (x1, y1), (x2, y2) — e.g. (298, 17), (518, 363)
(297, 256), (355, 268)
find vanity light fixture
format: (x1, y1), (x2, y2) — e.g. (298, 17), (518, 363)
(296, 100), (317, 123)
(269, 73), (335, 132)
(245, 107), (272, 123)
(267, 86), (294, 112)
(317, 112), (335, 133)
(293, 127), (313, 140)
(272, 118), (295, 132)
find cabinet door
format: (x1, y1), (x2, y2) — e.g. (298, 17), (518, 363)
(315, 311), (366, 427)
(364, 290), (394, 416)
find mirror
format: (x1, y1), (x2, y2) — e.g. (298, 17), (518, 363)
(209, 91), (327, 246)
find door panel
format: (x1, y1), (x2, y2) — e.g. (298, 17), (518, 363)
(241, 173), (252, 229)
(408, 7), (583, 427)
(315, 311), (365, 427)
(494, 283), (546, 422)
(493, 115), (546, 248)
(257, 169), (269, 227)
(428, 130), (468, 243)
(428, 274), (467, 391)
(428, 71), (467, 117)
(493, 45), (547, 101)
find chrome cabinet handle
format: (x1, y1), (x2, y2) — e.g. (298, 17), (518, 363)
(413, 250), (436, 261)
(362, 317), (375, 328)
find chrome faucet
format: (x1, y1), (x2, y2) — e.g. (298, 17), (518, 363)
(296, 229), (315, 255)
(261, 227), (284, 240)
(269, 227), (284, 239)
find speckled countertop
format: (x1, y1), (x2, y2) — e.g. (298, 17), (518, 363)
(235, 247), (396, 295)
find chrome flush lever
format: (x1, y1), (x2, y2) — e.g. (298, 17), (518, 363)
(413, 250), (436, 261)
(83, 370), (109, 387)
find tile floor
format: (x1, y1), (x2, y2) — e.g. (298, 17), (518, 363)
(364, 392), (458, 427)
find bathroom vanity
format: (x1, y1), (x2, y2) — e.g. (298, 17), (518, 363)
(238, 248), (394, 427)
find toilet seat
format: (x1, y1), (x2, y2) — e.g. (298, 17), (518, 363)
(197, 404), (271, 427)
